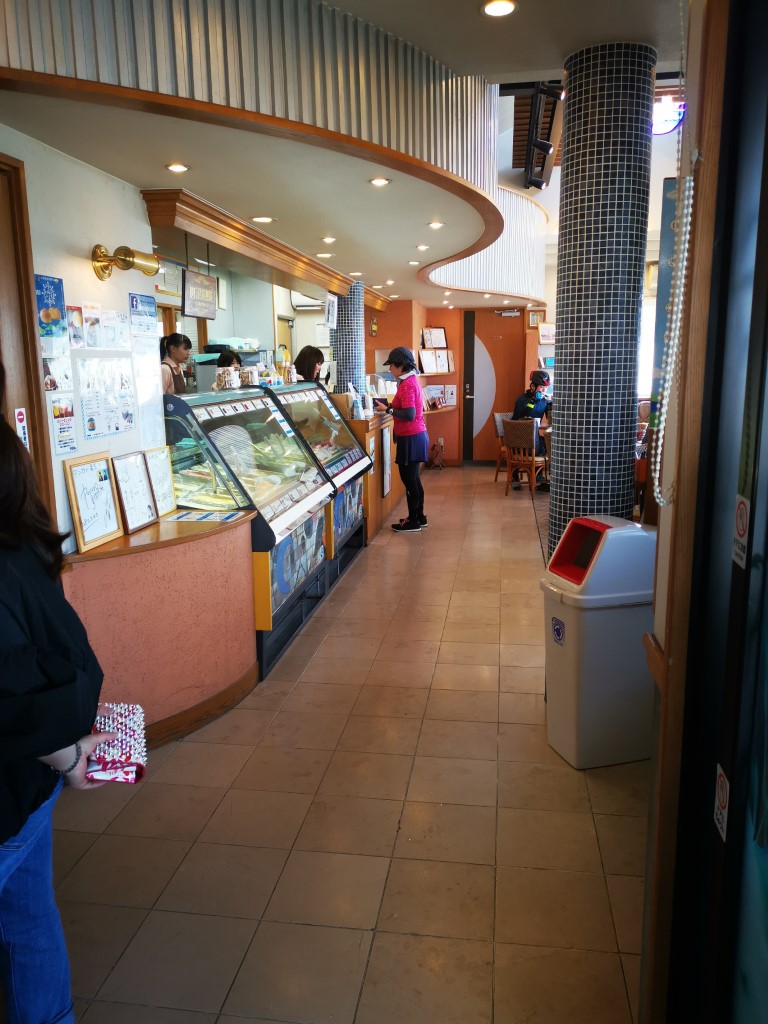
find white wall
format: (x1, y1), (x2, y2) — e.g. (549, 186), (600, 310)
(273, 285), (326, 357)
(230, 274), (275, 347)
(0, 122), (161, 551)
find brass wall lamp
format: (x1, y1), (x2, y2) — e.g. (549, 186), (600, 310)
(92, 244), (160, 280)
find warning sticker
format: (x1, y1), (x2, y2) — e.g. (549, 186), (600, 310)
(732, 495), (750, 569)
(714, 763), (729, 842)
(552, 617), (565, 647)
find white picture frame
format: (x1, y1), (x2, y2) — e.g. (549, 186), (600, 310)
(420, 349), (438, 374)
(144, 445), (177, 517)
(112, 452), (158, 534)
(63, 453), (124, 553)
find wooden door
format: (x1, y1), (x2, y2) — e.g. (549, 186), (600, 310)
(469, 309), (526, 461)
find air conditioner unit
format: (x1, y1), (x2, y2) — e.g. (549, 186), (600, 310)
(290, 290), (324, 311)
(494, 309), (521, 317)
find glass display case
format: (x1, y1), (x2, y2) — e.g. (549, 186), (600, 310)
(262, 383), (372, 487)
(164, 391), (334, 543)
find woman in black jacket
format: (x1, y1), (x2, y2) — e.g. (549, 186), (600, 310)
(0, 362), (112, 1024)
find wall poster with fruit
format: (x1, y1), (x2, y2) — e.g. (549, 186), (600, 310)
(35, 274), (73, 394)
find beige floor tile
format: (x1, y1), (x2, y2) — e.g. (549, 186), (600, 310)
(426, 690), (499, 723)
(499, 692), (546, 725)
(156, 843), (286, 918)
(495, 944), (632, 1024)
(498, 761), (591, 812)
(318, 750), (413, 800)
(357, 932), (492, 1024)
(264, 653), (313, 682)
(329, 616), (391, 639)
(59, 901), (147, 998)
(265, 850), (388, 928)
(105, 784), (225, 842)
(53, 830), (98, 885)
(311, 593), (351, 618)
(236, 678), (296, 710)
(98, 910), (256, 1012)
(353, 685), (429, 718)
(586, 761), (652, 816)
(622, 953), (642, 1023)
(439, 641), (500, 665)
(141, 742), (179, 780)
(391, 602), (449, 623)
(53, 780), (138, 834)
(408, 756), (497, 807)
(383, 619), (445, 642)
(496, 866), (616, 950)
(231, 745), (333, 793)
(296, 795), (403, 856)
(289, 634), (329, 659)
(57, 835), (189, 907)
(450, 591), (501, 608)
(497, 807), (602, 872)
(607, 875), (645, 954)
(376, 638), (441, 663)
(397, 588), (452, 608)
(184, 709), (274, 746)
(298, 615), (337, 637)
(447, 577), (500, 594)
(146, 741), (253, 788)
(338, 715), (422, 754)
(500, 643), (546, 667)
(82, 1003), (216, 1023)
(446, 605), (501, 625)
(341, 602), (396, 620)
(199, 789), (312, 848)
(378, 859), (494, 941)
(418, 719), (498, 760)
(595, 814), (649, 876)
(499, 723), (568, 765)
(317, 634), (383, 660)
(441, 623), (500, 644)
(499, 665), (546, 693)
(259, 710), (349, 749)
(300, 657), (373, 685)
(281, 681), (361, 715)
(364, 661), (435, 688)
(224, 921), (371, 1022)
(431, 663), (499, 691)
(500, 624), (546, 646)
(394, 802), (496, 864)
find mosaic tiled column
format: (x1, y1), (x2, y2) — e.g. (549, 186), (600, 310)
(549, 42), (656, 556)
(331, 281), (366, 394)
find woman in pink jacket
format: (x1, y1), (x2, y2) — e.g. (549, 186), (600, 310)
(374, 346), (429, 532)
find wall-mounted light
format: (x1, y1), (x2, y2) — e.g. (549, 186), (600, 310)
(528, 177), (549, 190)
(92, 245), (160, 281)
(540, 83), (566, 102)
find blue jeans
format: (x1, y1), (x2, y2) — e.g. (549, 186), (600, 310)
(0, 779), (74, 1024)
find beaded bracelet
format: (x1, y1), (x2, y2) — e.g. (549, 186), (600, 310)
(53, 742), (82, 776)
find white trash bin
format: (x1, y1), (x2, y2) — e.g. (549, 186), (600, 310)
(540, 515), (657, 769)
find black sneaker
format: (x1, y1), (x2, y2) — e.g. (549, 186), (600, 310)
(417, 514), (428, 528)
(392, 518), (421, 532)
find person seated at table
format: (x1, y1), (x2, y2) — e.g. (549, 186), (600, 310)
(511, 369), (551, 491)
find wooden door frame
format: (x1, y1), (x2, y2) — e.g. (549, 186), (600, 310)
(0, 152), (55, 513)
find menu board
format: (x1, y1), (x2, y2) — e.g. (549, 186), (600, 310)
(63, 453), (124, 552)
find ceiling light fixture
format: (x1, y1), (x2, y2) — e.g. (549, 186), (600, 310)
(370, 177), (391, 187)
(540, 83), (566, 102)
(373, 284), (383, 289)
(408, 261), (420, 266)
(165, 162), (189, 173)
(482, 1), (515, 16)
(484, 293), (491, 299)
(385, 279), (395, 285)
(442, 300), (449, 305)
(322, 236), (336, 243)
(416, 244), (429, 251)
(532, 138), (554, 156)
(390, 294), (399, 299)
(449, 304), (455, 309)
(502, 299), (510, 305)
(428, 221), (445, 229)
(444, 291), (451, 296)
(316, 253), (334, 258)
(527, 177), (549, 190)
(349, 272), (363, 276)
(252, 216), (275, 223)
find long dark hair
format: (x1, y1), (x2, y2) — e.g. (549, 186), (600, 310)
(217, 349), (242, 368)
(294, 345), (324, 382)
(160, 333), (192, 359)
(0, 362), (66, 578)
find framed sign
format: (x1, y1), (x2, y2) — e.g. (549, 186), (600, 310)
(419, 349), (438, 374)
(528, 310), (545, 328)
(423, 326), (447, 349)
(447, 349), (455, 372)
(538, 323), (556, 344)
(435, 350), (449, 373)
(112, 452), (158, 534)
(182, 269), (217, 319)
(63, 453), (124, 553)
(325, 292), (339, 329)
(144, 445), (177, 517)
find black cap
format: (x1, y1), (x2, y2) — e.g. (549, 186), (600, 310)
(530, 369), (550, 388)
(383, 346), (416, 367)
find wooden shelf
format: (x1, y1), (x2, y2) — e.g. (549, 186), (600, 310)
(419, 372), (456, 377)
(423, 406), (457, 415)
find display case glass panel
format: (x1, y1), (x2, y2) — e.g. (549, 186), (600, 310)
(271, 505), (326, 613)
(167, 432), (249, 512)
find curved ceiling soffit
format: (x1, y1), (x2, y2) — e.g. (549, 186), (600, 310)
(0, 70), (505, 286)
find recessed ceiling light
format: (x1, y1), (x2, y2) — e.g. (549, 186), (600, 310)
(482, 1), (516, 16)
(373, 285), (383, 289)
(416, 244), (430, 251)
(349, 272), (363, 277)
(194, 258), (216, 267)
(503, 299), (510, 305)
(316, 253), (334, 258)
(449, 305), (455, 309)
(408, 261), (420, 266)
(442, 300), (449, 305)
(483, 293), (491, 299)
(428, 221), (445, 229)
(370, 177), (391, 187)
(152, 244), (159, 250)
(252, 216), (275, 223)
(390, 294), (399, 298)
(385, 279), (395, 286)
(444, 291), (451, 296)
(166, 162), (189, 173)
(322, 236), (336, 243)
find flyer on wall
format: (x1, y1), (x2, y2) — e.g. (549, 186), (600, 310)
(100, 309), (119, 348)
(129, 293), (158, 337)
(48, 393), (77, 455)
(116, 311), (131, 349)
(78, 357), (136, 438)
(43, 352), (74, 393)
(82, 302), (102, 349)
(34, 274), (67, 356)
(131, 334), (165, 450)
(66, 306), (85, 348)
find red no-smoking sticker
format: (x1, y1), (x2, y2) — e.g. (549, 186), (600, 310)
(732, 495), (750, 569)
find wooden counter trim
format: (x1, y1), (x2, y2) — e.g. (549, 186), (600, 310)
(64, 510), (257, 564)
(146, 661), (259, 747)
(643, 631), (668, 693)
(0, 70), (504, 269)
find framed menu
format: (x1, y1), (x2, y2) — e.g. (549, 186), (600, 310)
(435, 350), (449, 372)
(63, 453), (124, 553)
(419, 349), (438, 374)
(447, 350), (455, 371)
(112, 452), (158, 534)
(144, 445), (177, 517)
(423, 326), (447, 348)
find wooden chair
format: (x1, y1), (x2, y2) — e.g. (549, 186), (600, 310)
(493, 412), (514, 482)
(502, 419), (547, 496)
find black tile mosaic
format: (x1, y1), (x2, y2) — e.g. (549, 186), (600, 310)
(331, 281), (366, 394)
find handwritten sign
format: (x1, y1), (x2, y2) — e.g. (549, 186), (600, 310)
(144, 446), (177, 517)
(64, 453), (124, 552)
(113, 452), (158, 534)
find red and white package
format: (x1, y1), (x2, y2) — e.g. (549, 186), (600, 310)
(85, 703), (147, 784)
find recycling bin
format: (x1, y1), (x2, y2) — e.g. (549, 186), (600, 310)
(540, 515), (657, 769)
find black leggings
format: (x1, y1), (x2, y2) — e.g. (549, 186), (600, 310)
(398, 461), (425, 521)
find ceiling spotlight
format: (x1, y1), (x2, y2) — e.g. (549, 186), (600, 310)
(390, 294), (399, 299)
(373, 285), (383, 289)
(166, 162), (189, 173)
(502, 299), (510, 305)
(349, 272), (363, 277)
(442, 300), (449, 305)
(540, 83), (566, 102)
(370, 177), (391, 187)
(316, 253), (334, 258)
(483, 293), (491, 299)
(482, 0), (515, 15)
(428, 221), (445, 229)
(416, 244), (430, 251)
(532, 138), (554, 156)
(252, 216), (274, 223)
(449, 304), (455, 309)
(408, 261), (420, 266)
(321, 236), (336, 244)
(385, 279), (395, 285)
(528, 177), (549, 190)
(444, 291), (451, 296)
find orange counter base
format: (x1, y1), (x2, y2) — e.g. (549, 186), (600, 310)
(62, 514), (258, 746)
(346, 413), (406, 541)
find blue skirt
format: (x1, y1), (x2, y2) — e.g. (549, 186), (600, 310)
(396, 430), (429, 465)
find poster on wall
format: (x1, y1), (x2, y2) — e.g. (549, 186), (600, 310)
(82, 302), (102, 348)
(48, 393), (77, 455)
(100, 309), (119, 348)
(325, 292), (338, 329)
(66, 306), (85, 348)
(78, 357), (136, 439)
(129, 293), (158, 338)
(34, 274), (67, 355)
(43, 355), (73, 393)
(116, 311), (131, 350)
(382, 424), (392, 496)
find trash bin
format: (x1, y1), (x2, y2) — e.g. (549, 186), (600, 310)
(540, 515), (657, 769)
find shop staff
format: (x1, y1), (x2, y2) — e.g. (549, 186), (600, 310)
(294, 345), (325, 383)
(217, 349), (242, 369)
(160, 333), (192, 394)
(374, 346), (429, 532)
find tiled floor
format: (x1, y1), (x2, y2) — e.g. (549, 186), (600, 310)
(49, 468), (650, 1023)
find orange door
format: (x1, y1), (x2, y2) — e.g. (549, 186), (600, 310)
(468, 310), (526, 461)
